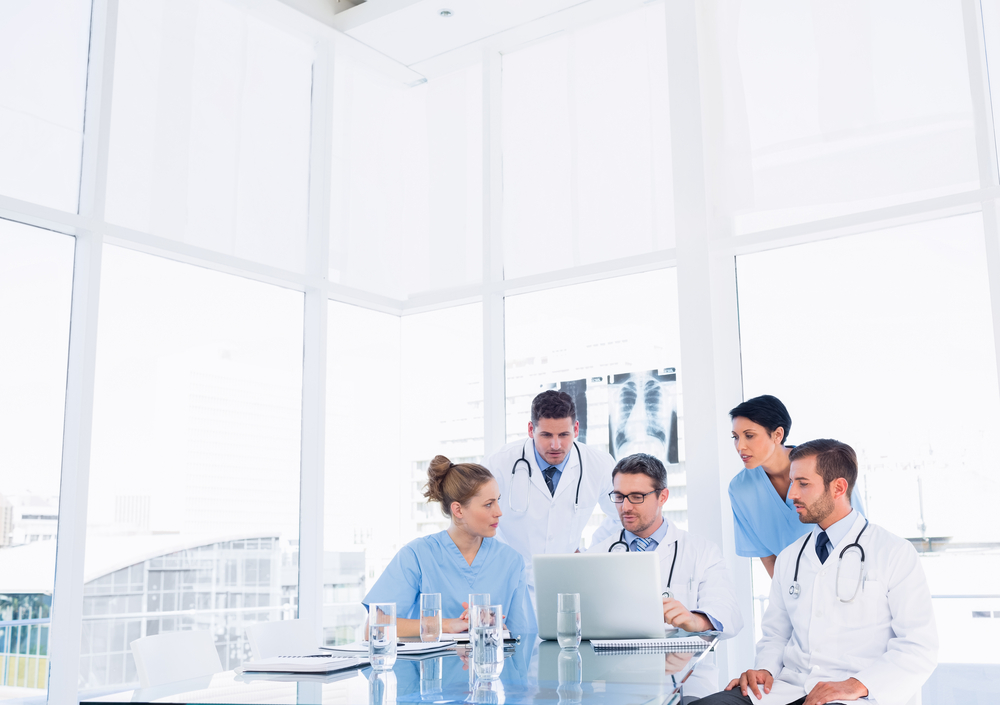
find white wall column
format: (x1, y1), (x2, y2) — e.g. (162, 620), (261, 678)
(48, 0), (117, 701)
(482, 49), (506, 456)
(664, 0), (754, 683)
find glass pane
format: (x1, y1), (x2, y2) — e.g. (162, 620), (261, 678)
(85, 245), (304, 689)
(504, 270), (684, 542)
(984, 0), (1000, 178)
(0, 221), (73, 700)
(0, 0), (91, 211)
(324, 302), (400, 645)
(330, 59), (482, 300)
(105, 0), (313, 272)
(501, 3), (674, 280)
(736, 214), (1000, 687)
(729, 0), (979, 233)
(400, 303), (484, 536)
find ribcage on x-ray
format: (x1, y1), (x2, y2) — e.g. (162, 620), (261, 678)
(610, 370), (678, 464)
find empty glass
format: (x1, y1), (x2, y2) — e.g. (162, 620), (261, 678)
(471, 603), (504, 680)
(368, 602), (397, 670)
(557, 593), (581, 649)
(420, 592), (442, 642)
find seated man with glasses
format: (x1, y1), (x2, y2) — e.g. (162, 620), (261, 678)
(588, 453), (742, 638)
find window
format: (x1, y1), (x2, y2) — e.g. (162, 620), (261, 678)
(330, 60), (482, 300)
(737, 213), (1000, 670)
(0, 0), (91, 212)
(324, 302), (399, 644)
(504, 270), (684, 540)
(104, 0), (314, 272)
(0, 221), (74, 695)
(86, 245), (304, 686)
(501, 3), (674, 280)
(728, 0), (978, 233)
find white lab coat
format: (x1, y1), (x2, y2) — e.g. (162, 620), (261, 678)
(485, 439), (621, 592)
(588, 521), (744, 639)
(755, 513), (938, 705)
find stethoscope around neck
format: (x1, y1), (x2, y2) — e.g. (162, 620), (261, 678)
(789, 519), (870, 603)
(507, 439), (584, 513)
(609, 529), (681, 600)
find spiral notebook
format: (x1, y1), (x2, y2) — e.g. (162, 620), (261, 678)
(590, 636), (711, 654)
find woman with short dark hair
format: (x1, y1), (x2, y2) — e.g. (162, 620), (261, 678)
(727, 395), (864, 578)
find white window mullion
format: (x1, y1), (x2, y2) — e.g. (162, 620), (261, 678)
(298, 38), (334, 652)
(48, 0), (118, 699)
(483, 49), (506, 455)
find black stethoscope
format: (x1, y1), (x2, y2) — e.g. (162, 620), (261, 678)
(509, 439), (584, 512)
(608, 529), (681, 600)
(789, 519), (870, 603)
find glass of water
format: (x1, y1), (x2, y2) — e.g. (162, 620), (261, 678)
(557, 593), (581, 649)
(467, 593), (490, 633)
(420, 593), (442, 642)
(557, 649), (583, 703)
(368, 602), (397, 670)
(471, 603), (504, 680)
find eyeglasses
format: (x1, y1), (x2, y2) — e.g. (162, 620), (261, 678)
(609, 490), (662, 504)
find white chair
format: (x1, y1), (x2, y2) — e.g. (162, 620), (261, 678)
(129, 630), (223, 688)
(244, 619), (319, 660)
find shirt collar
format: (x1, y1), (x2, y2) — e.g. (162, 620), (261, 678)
(624, 516), (670, 547)
(532, 442), (572, 473)
(813, 509), (858, 550)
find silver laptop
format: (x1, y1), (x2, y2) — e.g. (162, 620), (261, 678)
(533, 552), (664, 640)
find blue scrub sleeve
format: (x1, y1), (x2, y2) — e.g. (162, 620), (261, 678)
(729, 483), (773, 558)
(362, 545), (422, 618)
(850, 489), (866, 517)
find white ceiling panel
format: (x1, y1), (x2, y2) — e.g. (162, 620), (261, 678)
(333, 0), (589, 67)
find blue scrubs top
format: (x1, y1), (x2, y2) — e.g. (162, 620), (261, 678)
(729, 466), (866, 558)
(363, 530), (535, 635)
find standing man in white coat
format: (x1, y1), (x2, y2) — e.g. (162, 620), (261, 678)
(485, 390), (620, 600)
(693, 439), (937, 705)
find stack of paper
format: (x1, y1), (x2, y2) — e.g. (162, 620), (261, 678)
(590, 637), (711, 654)
(322, 641), (453, 655)
(240, 654), (366, 674)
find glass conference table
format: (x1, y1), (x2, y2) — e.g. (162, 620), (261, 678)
(84, 633), (720, 705)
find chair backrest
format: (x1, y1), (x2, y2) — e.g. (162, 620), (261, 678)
(244, 619), (318, 660)
(129, 630), (223, 688)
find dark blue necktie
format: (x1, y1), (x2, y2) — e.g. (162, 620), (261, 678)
(542, 466), (557, 495)
(816, 530), (831, 564)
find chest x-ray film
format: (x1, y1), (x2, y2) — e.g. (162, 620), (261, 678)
(538, 378), (590, 442)
(608, 369), (679, 464)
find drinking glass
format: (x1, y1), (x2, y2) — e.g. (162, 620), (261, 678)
(368, 670), (396, 705)
(420, 593), (442, 642)
(419, 656), (443, 696)
(368, 602), (397, 670)
(557, 593), (581, 649)
(467, 593), (490, 636)
(472, 677), (506, 704)
(471, 603), (504, 680)
(557, 649), (583, 704)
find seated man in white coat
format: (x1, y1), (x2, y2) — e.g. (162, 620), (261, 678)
(692, 439), (937, 705)
(486, 390), (620, 601)
(588, 453), (743, 638)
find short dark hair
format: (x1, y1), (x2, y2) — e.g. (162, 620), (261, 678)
(531, 390), (576, 424)
(789, 439), (857, 500)
(611, 453), (667, 492)
(729, 395), (792, 444)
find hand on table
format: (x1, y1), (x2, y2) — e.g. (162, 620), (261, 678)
(443, 615), (469, 634)
(803, 677), (868, 705)
(724, 669), (773, 700)
(661, 598), (712, 633)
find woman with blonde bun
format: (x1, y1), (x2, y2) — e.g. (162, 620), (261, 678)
(362, 455), (534, 637)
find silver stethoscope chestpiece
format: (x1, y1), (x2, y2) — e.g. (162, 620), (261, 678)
(788, 581), (801, 598)
(661, 589), (674, 600)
